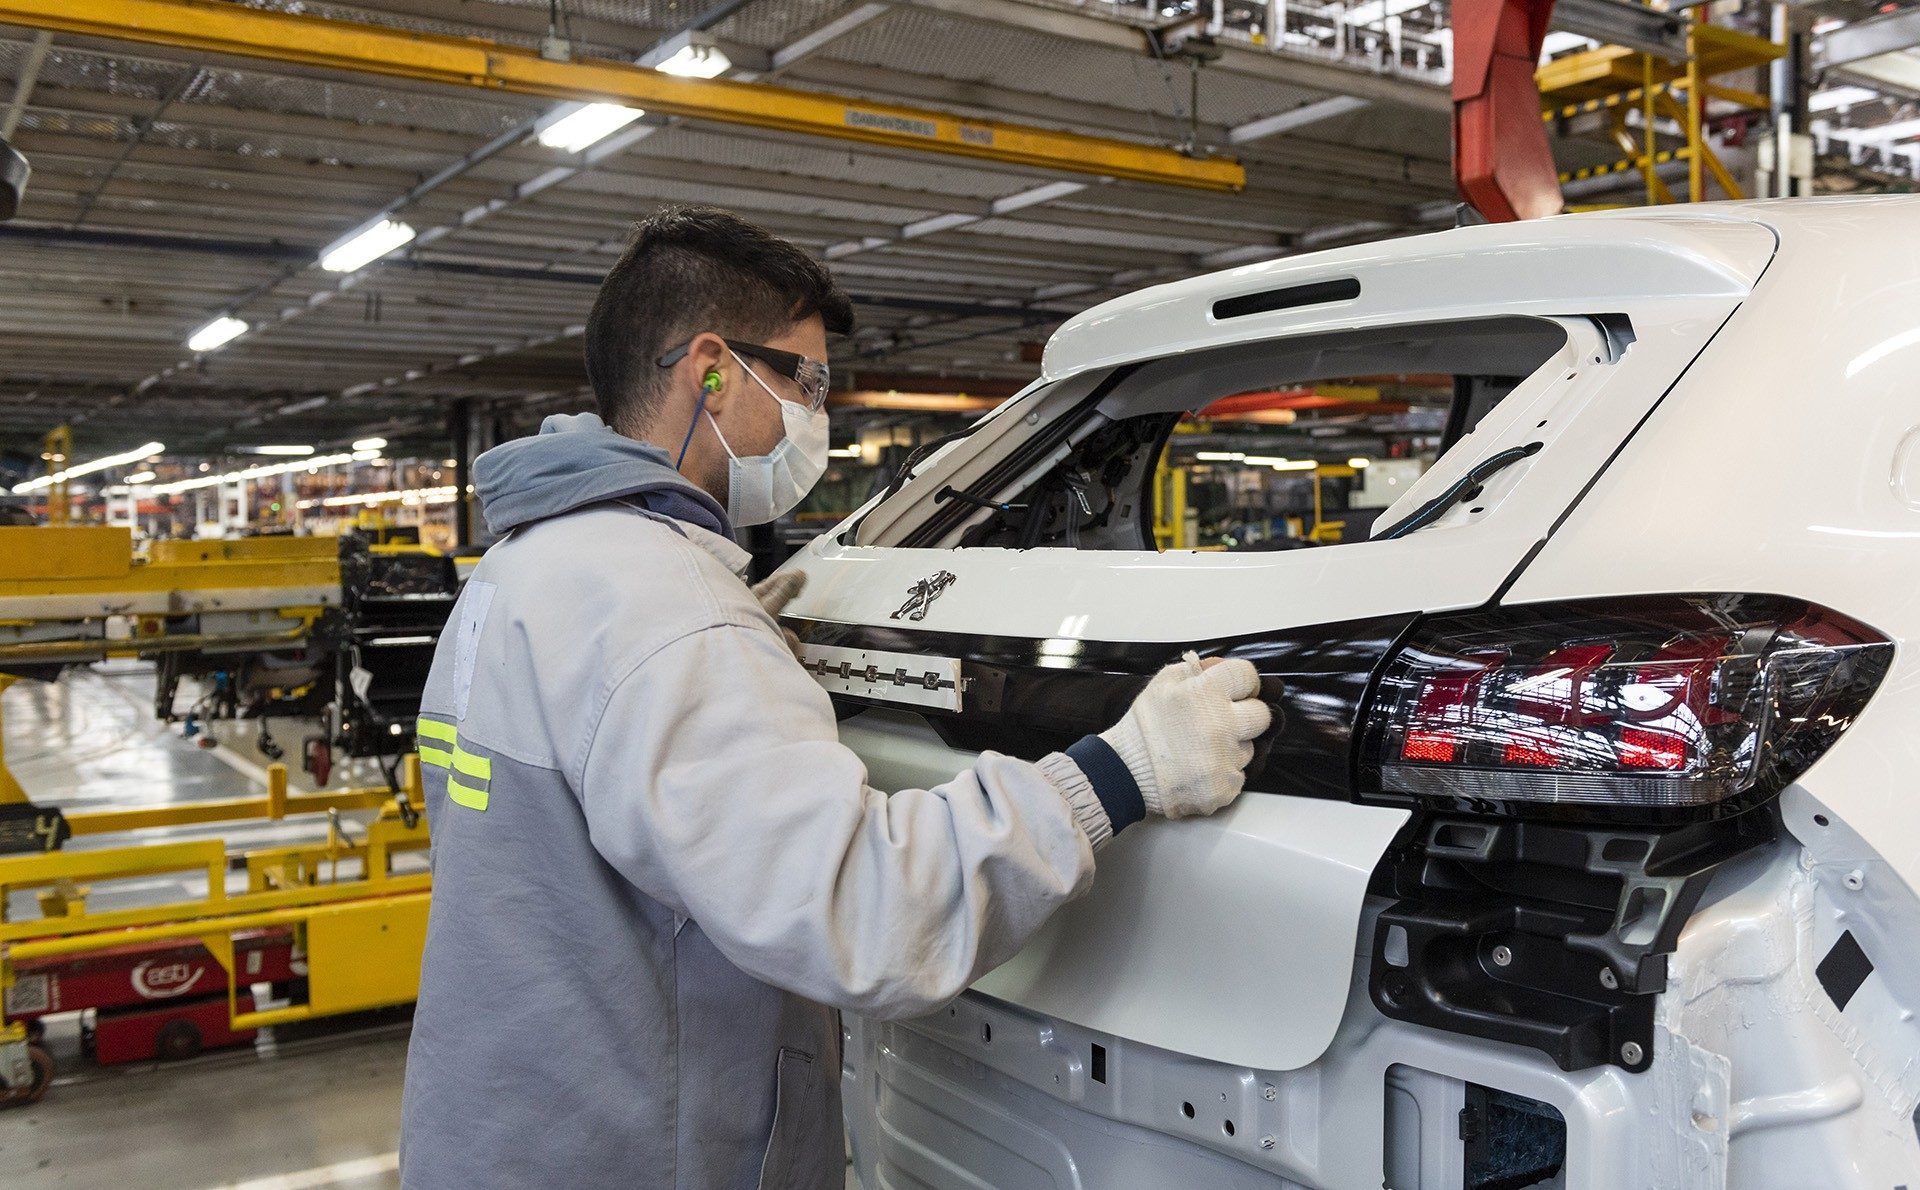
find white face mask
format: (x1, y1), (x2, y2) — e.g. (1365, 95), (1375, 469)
(699, 348), (829, 527)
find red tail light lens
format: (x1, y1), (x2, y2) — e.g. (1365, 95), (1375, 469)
(1363, 595), (1892, 819)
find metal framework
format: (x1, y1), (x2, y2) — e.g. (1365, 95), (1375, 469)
(0, 0), (1243, 192)
(0, 1), (1459, 455)
(1539, 20), (1780, 206)
(0, 758), (431, 1068)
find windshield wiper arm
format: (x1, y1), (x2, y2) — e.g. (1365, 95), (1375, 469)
(1374, 440), (1543, 541)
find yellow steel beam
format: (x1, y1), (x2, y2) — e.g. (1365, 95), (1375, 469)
(63, 785), (394, 836)
(1560, 147), (1688, 185)
(0, 870), (433, 943)
(1536, 24), (1781, 106)
(3, 890), (430, 961)
(3, 0), (1244, 192)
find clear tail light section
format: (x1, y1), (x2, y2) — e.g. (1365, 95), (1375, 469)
(1361, 595), (1892, 820)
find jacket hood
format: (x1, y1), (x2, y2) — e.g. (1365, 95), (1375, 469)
(474, 412), (729, 536)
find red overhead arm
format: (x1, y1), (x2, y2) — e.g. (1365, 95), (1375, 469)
(1453, 0), (1565, 222)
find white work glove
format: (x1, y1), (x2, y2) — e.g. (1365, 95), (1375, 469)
(752, 570), (807, 660)
(1100, 654), (1272, 819)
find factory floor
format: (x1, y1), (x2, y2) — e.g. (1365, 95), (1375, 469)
(0, 666), (857, 1188)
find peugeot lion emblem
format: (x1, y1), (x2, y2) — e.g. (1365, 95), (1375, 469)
(890, 570), (957, 621)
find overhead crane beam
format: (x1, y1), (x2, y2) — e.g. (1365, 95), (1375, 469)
(0, 0), (1245, 192)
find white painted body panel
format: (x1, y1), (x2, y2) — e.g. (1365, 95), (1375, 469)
(816, 196), (1920, 1186)
(846, 710), (1408, 1071)
(1502, 196), (1920, 899)
(790, 211), (1782, 1082)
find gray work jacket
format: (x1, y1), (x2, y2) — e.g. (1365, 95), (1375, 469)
(397, 498), (1114, 1189)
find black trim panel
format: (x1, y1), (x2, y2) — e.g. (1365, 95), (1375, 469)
(785, 613), (1415, 800)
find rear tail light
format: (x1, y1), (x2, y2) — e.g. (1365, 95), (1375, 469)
(1362, 595), (1892, 819)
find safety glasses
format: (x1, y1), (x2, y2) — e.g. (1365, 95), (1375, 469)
(656, 338), (832, 412)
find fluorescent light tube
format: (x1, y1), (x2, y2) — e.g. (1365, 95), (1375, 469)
(1810, 86), (1879, 113)
(187, 315), (249, 353)
(320, 218), (415, 273)
(655, 43), (730, 78)
(12, 441), (165, 494)
(537, 103), (645, 152)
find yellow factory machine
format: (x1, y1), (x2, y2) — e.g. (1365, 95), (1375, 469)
(0, 525), (456, 1104)
(0, 524), (463, 802)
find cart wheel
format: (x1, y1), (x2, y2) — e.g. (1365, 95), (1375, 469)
(155, 1020), (203, 1061)
(0, 1045), (54, 1109)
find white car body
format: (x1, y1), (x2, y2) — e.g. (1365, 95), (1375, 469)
(782, 197), (1920, 1189)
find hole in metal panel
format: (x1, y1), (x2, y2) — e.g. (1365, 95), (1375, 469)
(1090, 1043), (1106, 1084)
(1383, 924), (1410, 968)
(1432, 822), (1491, 852)
(1601, 837), (1650, 864)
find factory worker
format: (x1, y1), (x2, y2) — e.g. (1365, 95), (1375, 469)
(399, 205), (1270, 1189)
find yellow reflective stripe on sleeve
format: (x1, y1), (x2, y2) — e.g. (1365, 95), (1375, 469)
(451, 746), (491, 780)
(417, 745), (453, 768)
(416, 718), (457, 744)
(447, 778), (489, 811)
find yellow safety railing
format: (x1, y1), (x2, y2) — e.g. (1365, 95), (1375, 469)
(0, 757), (432, 1031)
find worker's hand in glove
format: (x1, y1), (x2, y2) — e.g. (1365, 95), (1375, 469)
(1100, 654), (1272, 819)
(752, 570), (807, 661)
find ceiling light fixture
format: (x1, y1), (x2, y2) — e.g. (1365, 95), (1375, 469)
(124, 470), (157, 485)
(1810, 85), (1880, 113)
(318, 485), (460, 509)
(12, 441), (166, 494)
(536, 103), (645, 152)
(186, 315), (250, 354)
(655, 42), (731, 78)
(320, 218), (416, 273)
(352, 437), (388, 452)
(148, 451), (367, 494)
(248, 445), (315, 456)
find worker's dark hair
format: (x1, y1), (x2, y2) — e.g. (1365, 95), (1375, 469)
(584, 205), (853, 435)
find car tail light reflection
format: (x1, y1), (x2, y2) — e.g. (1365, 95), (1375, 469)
(1366, 595), (1892, 816)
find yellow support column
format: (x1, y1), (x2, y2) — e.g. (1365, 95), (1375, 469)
(40, 426), (70, 529)
(0, 676), (24, 805)
(1686, 18), (1706, 203)
(1641, 56), (1660, 207)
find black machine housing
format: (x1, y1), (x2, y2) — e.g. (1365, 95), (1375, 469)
(320, 536), (460, 760)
